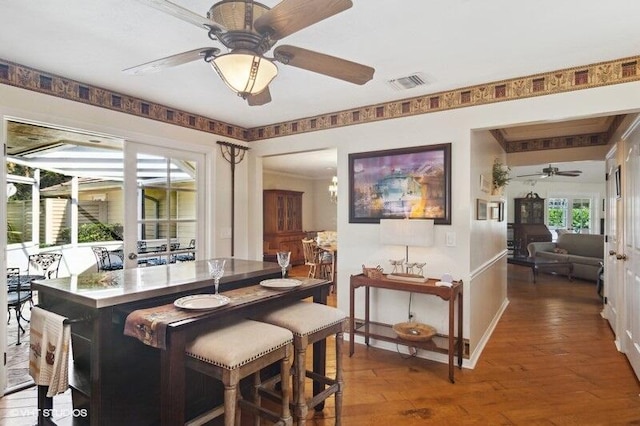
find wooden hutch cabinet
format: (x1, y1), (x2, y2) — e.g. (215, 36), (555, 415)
(514, 193), (545, 224)
(512, 193), (551, 256)
(263, 190), (306, 265)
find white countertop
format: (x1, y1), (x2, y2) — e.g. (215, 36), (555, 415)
(31, 259), (281, 309)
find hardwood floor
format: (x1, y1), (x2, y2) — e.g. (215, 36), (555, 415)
(2, 264), (639, 425)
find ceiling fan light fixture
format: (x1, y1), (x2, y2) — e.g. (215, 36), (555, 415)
(211, 51), (278, 98)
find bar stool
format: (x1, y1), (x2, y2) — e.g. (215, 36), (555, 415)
(185, 319), (294, 426)
(254, 302), (347, 426)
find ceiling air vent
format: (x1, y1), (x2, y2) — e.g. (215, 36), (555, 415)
(387, 73), (429, 91)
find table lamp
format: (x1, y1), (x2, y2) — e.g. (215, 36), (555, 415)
(380, 219), (435, 280)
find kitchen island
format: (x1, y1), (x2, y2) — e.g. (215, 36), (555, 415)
(32, 259), (331, 425)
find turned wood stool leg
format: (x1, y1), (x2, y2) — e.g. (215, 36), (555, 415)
(185, 320), (294, 426)
(253, 302), (347, 426)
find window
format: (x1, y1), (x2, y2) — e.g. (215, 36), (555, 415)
(547, 198), (568, 240)
(547, 195), (594, 239)
(571, 198), (591, 232)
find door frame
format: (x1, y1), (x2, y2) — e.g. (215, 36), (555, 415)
(1, 112), (216, 395)
(603, 146), (622, 346)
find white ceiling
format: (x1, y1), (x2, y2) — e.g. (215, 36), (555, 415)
(2, 0), (640, 130)
(3, 0), (636, 181)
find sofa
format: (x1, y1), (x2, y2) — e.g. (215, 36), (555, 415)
(527, 233), (604, 282)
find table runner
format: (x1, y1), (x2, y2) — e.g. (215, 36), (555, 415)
(124, 283), (297, 349)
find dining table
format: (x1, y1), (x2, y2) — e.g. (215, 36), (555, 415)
(31, 259), (331, 426)
(6, 273), (46, 290)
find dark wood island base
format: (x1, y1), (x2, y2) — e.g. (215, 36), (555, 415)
(32, 259), (332, 425)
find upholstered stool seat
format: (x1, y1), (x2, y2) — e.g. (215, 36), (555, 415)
(185, 319), (294, 426)
(254, 302), (347, 426)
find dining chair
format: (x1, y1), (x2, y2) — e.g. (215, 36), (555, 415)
(301, 239), (319, 278)
(7, 267), (32, 345)
(317, 248), (334, 283)
(91, 247), (123, 271)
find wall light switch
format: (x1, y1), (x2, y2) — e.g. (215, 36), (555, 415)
(446, 232), (456, 247)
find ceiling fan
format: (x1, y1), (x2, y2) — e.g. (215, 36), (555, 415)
(124, 0), (375, 106)
(516, 164), (583, 179)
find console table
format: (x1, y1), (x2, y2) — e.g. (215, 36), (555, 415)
(349, 274), (463, 383)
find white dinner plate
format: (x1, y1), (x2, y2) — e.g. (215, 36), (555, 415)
(174, 294), (230, 310)
(260, 278), (302, 289)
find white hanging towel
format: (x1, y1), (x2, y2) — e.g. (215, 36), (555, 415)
(29, 306), (71, 397)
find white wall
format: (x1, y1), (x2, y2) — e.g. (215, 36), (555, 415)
(313, 178), (338, 232)
(248, 81), (640, 364)
(468, 130), (509, 360)
(3, 79), (640, 368)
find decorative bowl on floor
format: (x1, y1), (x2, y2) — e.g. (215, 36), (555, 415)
(392, 322), (437, 342)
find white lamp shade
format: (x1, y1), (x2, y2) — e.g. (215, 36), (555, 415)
(379, 219), (435, 247)
(211, 51), (278, 96)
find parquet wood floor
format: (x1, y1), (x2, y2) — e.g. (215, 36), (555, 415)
(2, 264), (639, 425)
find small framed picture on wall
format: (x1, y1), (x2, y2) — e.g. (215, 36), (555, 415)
(477, 199), (487, 220)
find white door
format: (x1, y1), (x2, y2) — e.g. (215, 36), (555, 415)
(622, 124), (640, 379)
(123, 142), (206, 269)
(1, 132), (7, 392)
(603, 149), (621, 337)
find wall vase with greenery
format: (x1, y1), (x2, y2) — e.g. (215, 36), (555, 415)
(491, 159), (511, 196)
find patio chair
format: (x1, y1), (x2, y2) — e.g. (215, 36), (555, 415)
(91, 247), (124, 271)
(175, 239), (196, 262)
(27, 253), (63, 279)
(7, 267), (32, 345)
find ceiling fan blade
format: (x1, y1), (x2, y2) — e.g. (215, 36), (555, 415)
(254, 0), (352, 40)
(135, 0), (224, 31)
(516, 173), (546, 178)
(246, 87), (272, 106)
(555, 171), (582, 177)
(123, 47), (219, 75)
(274, 45), (374, 85)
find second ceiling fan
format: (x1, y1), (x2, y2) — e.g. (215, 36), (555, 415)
(517, 164), (583, 179)
(125, 0), (375, 106)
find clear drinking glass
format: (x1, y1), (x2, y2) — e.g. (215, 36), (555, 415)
(207, 259), (226, 294)
(276, 251), (291, 279)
